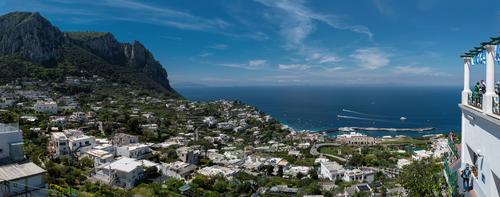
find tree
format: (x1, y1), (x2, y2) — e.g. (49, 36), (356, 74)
(144, 166), (161, 181)
(303, 182), (322, 195)
(309, 168), (318, 180)
(277, 166), (284, 177)
(213, 179), (229, 193)
(296, 172), (304, 179)
(80, 157), (94, 168)
(264, 165), (274, 175)
(398, 158), (443, 196)
(127, 117), (142, 134)
(0, 111), (18, 123)
(163, 178), (184, 192)
(192, 175), (214, 190)
(348, 153), (365, 167)
(375, 171), (385, 183)
(234, 181), (253, 194)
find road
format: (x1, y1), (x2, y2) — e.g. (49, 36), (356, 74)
(310, 143), (347, 162)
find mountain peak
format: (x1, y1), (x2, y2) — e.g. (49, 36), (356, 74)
(0, 11), (178, 96)
(0, 11), (64, 64)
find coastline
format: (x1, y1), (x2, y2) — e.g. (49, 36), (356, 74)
(178, 86), (461, 138)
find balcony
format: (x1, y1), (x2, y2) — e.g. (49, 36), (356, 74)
(467, 92), (482, 109)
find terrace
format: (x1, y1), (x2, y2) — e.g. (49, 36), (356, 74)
(461, 37), (500, 118)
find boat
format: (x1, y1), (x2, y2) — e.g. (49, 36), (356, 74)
(400, 116), (407, 121)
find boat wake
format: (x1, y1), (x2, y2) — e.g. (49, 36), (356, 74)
(342, 109), (388, 118)
(337, 126), (435, 132)
(337, 115), (398, 123)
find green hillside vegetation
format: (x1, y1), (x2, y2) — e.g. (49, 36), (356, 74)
(0, 44), (180, 98)
(66, 31), (110, 42)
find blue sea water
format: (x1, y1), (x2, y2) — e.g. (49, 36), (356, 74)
(178, 86), (462, 137)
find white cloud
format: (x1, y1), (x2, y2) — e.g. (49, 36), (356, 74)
(322, 66), (345, 72)
(199, 52), (213, 57)
(160, 35), (182, 40)
(317, 55), (341, 64)
(249, 75), (306, 83)
(254, 0), (370, 70)
(220, 59), (268, 70)
(249, 59), (267, 67)
(278, 64), (311, 70)
(13, 0), (271, 39)
(210, 44), (229, 50)
(351, 48), (390, 70)
(101, 0), (231, 30)
(393, 66), (451, 77)
(393, 66), (431, 74)
(372, 0), (394, 16)
(255, 0), (373, 48)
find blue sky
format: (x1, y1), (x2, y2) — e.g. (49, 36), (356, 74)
(1, 0), (500, 87)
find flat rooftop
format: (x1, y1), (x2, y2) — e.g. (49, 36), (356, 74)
(0, 123), (19, 133)
(86, 149), (113, 158)
(121, 143), (149, 151)
(0, 161), (46, 181)
(99, 157), (141, 173)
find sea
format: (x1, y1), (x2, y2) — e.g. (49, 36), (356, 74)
(178, 86), (462, 138)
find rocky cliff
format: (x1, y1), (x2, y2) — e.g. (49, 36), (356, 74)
(0, 12), (64, 64)
(0, 11), (177, 96)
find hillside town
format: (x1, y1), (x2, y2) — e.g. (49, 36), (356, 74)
(0, 76), (458, 197)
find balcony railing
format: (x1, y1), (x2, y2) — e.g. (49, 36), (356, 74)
(443, 158), (459, 197)
(448, 137), (460, 161)
(468, 92), (482, 109)
(493, 96), (500, 115)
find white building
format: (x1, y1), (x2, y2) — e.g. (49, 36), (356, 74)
(160, 161), (197, 180)
(34, 100), (58, 114)
(397, 158), (411, 169)
(116, 143), (151, 159)
(460, 43), (500, 196)
(284, 166), (311, 177)
(431, 138), (451, 158)
(49, 132), (96, 157)
(48, 132), (69, 158)
(297, 142), (311, 149)
(336, 132), (378, 146)
(319, 161), (345, 181)
(93, 144), (114, 154)
(0, 123), (47, 196)
(93, 157), (144, 189)
(68, 135), (96, 154)
(83, 149), (114, 166)
(113, 133), (139, 146)
(197, 166), (238, 178)
(68, 112), (87, 122)
(203, 116), (217, 127)
(342, 169), (375, 183)
(176, 146), (201, 164)
(411, 150), (432, 161)
(242, 156), (264, 171)
(207, 149), (242, 165)
(0, 124), (24, 162)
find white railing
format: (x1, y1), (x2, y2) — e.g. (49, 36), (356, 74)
(493, 96), (500, 115)
(468, 92), (482, 109)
